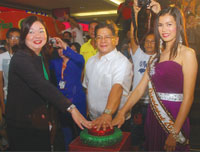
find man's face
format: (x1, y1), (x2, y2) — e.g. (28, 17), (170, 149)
(6, 31), (20, 47)
(96, 27), (119, 57)
(63, 32), (71, 40)
(144, 34), (155, 55)
(88, 22), (98, 39)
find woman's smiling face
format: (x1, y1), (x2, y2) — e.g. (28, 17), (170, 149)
(158, 14), (177, 43)
(25, 21), (47, 54)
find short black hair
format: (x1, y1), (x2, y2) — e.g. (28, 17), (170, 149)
(94, 21), (117, 37)
(71, 42), (81, 54)
(89, 20), (99, 28)
(63, 31), (72, 38)
(6, 28), (20, 38)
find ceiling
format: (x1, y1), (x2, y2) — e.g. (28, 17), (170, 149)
(0, 0), (124, 22)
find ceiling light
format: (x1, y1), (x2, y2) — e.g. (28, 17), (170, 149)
(104, 0), (123, 6)
(72, 10), (117, 17)
(109, 0), (122, 5)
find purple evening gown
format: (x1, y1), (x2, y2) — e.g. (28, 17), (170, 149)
(144, 61), (190, 151)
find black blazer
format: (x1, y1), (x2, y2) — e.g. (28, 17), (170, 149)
(6, 50), (71, 130)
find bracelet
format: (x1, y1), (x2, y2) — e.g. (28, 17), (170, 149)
(67, 104), (76, 113)
(170, 128), (179, 142)
(103, 109), (112, 115)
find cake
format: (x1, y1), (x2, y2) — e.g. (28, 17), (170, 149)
(80, 127), (122, 147)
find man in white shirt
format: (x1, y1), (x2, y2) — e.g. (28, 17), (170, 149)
(0, 27), (20, 150)
(83, 22), (133, 131)
(0, 28), (20, 114)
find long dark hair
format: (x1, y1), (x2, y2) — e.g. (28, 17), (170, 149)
(154, 7), (188, 61)
(18, 15), (51, 75)
(19, 15), (50, 57)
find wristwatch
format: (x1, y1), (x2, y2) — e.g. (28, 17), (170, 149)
(103, 109), (112, 115)
(67, 104), (76, 112)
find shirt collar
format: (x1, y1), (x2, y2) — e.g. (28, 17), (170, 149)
(96, 48), (117, 61)
(85, 39), (92, 45)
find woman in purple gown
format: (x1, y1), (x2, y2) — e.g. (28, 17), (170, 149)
(112, 6), (198, 151)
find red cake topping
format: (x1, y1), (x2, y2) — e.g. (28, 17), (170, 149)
(88, 127), (114, 136)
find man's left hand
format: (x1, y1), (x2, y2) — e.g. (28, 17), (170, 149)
(92, 114), (113, 131)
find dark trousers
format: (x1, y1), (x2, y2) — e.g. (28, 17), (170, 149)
(121, 117), (131, 132)
(130, 102), (148, 147)
(7, 124), (51, 151)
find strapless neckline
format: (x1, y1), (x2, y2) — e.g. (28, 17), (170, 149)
(157, 60), (182, 68)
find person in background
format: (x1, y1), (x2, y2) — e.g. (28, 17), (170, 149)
(62, 13), (84, 45)
(83, 21), (133, 131)
(0, 40), (7, 54)
(71, 42), (81, 54)
(0, 28), (20, 114)
(63, 31), (72, 43)
(63, 31), (72, 41)
(80, 21), (99, 69)
(5, 15), (91, 151)
(186, 13), (198, 53)
(116, 0), (133, 32)
(0, 27), (20, 151)
(49, 39), (86, 151)
(116, 0), (133, 51)
(128, 0), (158, 150)
(112, 6), (197, 151)
(120, 30), (132, 60)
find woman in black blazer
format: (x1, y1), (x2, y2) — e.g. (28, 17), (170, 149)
(6, 16), (91, 151)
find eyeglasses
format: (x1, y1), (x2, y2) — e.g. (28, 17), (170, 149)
(145, 40), (155, 44)
(96, 35), (114, 41)
(8, 36), (20, 40)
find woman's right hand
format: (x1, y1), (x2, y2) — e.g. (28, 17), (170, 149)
(70, 107), (92, 130)
(53, 37), (68, 58)
(54, 37), (68, 50)
(112, 111), (125, 128)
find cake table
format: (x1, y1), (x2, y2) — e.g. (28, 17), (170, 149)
(69, 132), (131, 151)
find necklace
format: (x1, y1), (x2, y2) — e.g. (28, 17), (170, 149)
(61, 62), (67, 80)
(59, 62), (67, 89)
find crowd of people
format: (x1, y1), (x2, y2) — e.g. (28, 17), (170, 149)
(0, 0), (199, 151)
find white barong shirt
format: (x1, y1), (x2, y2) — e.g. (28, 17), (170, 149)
(83, 49), (133, 120)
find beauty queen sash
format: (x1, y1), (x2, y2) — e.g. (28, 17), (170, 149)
(147, 56), (189, 145)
